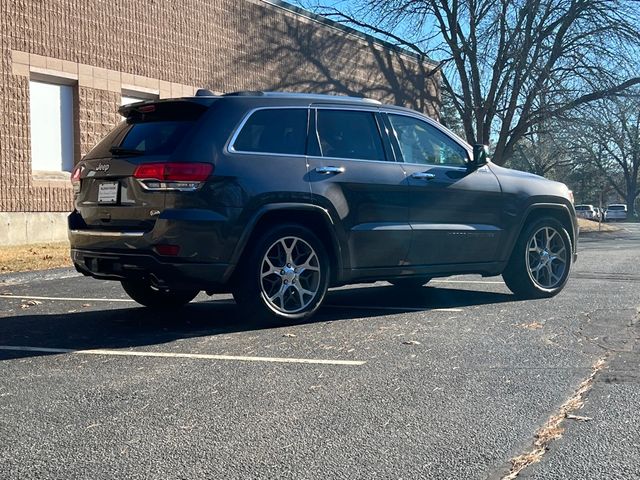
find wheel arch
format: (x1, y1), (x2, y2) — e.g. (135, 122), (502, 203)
(508, 203), (577, 261)
(226, 203), (344, 285)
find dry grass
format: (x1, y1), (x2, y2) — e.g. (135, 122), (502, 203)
(577, 218), (620, 233)
(0, 242), (72, 273)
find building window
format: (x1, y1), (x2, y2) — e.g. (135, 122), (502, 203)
(29, 80), (75, 173)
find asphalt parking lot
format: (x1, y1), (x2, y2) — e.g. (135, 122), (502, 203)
(1, 224), (639, 479)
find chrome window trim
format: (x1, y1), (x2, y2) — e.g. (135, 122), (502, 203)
(226, 106), (310, 157)
(306, 154), (401, 166)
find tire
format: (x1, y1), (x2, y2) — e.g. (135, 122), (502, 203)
(502, 217), (572, 299)
(232, 224), (330, 324)
(121, 279), (199, 308)
(388, 277), (431, 288)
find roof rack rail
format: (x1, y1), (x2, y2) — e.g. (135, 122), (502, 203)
(219, 90), (381, 104)
(222, 91), (265, 97)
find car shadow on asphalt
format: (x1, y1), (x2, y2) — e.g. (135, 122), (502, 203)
(0, 285), (516, 361)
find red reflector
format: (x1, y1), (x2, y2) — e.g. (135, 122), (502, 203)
(154, 244), (180, 256)
(133, 163), (213, 181)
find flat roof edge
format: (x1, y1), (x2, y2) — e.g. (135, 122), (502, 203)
(260, 0), (437, 67)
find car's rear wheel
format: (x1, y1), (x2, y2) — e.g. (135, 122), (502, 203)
(232, 224), (330, 324)
(502, 217), (572, 298)
(121, 279), (199, 308)
(388, 277), (431, 288)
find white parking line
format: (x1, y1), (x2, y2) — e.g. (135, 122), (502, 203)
(430, 279), (505, 284)
(0, 294), (133, 302)
(0, 294), (462, 313)
(323, 305), (462, 312)
(0, 345), (366, 366)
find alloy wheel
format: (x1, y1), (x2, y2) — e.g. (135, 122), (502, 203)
(260, 236), (322, 314)
(525, 226), (568, 289)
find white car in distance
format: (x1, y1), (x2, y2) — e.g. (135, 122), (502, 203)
(605, 204), (627, 222)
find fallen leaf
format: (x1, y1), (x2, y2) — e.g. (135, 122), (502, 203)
(520, 322), (543, 330)
(566, 414), (592, 422)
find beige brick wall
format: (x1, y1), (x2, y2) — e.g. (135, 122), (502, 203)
(0, 0), (439, 213)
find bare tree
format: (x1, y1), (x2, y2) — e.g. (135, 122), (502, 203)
(309, 0), (640, 165)
(567, 94), (640, 216)
(507, 134), (569, 177)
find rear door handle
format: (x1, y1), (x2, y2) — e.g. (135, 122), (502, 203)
(411, 172), (436, 180)
(315, 166), (345, 175)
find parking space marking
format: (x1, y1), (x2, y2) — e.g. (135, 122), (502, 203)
(323, 305), (462, 312)
(0, 294), (462, 313)
(0, 294), (463, 313)
(430, 279), (505, 284)
(0, 294), (134, 302)
(0, 345), (366, 366)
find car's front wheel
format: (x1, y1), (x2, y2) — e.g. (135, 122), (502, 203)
(232, 224), (330, 324)
(121, 280), (199, 308)
(502, 217), (572, 298)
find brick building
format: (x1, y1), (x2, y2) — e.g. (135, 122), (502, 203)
(0, 0), (439, 245)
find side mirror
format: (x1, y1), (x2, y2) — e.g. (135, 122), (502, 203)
(470, 144), (489, 169)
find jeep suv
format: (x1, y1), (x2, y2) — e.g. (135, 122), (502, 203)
(69, 91), (578, 322)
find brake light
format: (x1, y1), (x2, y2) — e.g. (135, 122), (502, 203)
(134, 163), (212, 181)
(71, 165), (83, 193)
(71, 165), (82, 182)
(133, 163), (213, 191)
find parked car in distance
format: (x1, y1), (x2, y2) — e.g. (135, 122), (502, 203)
(575, 204), (598, 221)
(68, 90), (578, 323)
(605, 204), (627, 222)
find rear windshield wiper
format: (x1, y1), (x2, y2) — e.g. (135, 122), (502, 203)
(109, 146), (143, 156)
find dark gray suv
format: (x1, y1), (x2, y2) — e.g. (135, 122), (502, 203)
(69, 91), (578, 322)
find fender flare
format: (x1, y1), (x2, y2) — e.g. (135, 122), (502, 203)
(224, 203), (345, 282)
(505, 202), (577, 261)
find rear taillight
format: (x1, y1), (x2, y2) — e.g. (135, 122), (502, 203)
(133, 162), (213, 191)
(71, 165), (83, 193)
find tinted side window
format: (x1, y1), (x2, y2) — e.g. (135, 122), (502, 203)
(316, 110), (386, 161)
(233, 109), (308, 155)
(388, 114), (468, 166)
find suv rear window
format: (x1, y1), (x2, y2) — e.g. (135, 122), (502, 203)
(232, 108), (308, 155)
(608, 205), (626, 211)
(118, 121), (193, 155)
(85, 100), (209, 159)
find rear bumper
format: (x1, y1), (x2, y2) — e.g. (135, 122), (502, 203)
(68, 208), (241, 288)
(71, 248), (230, 289)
